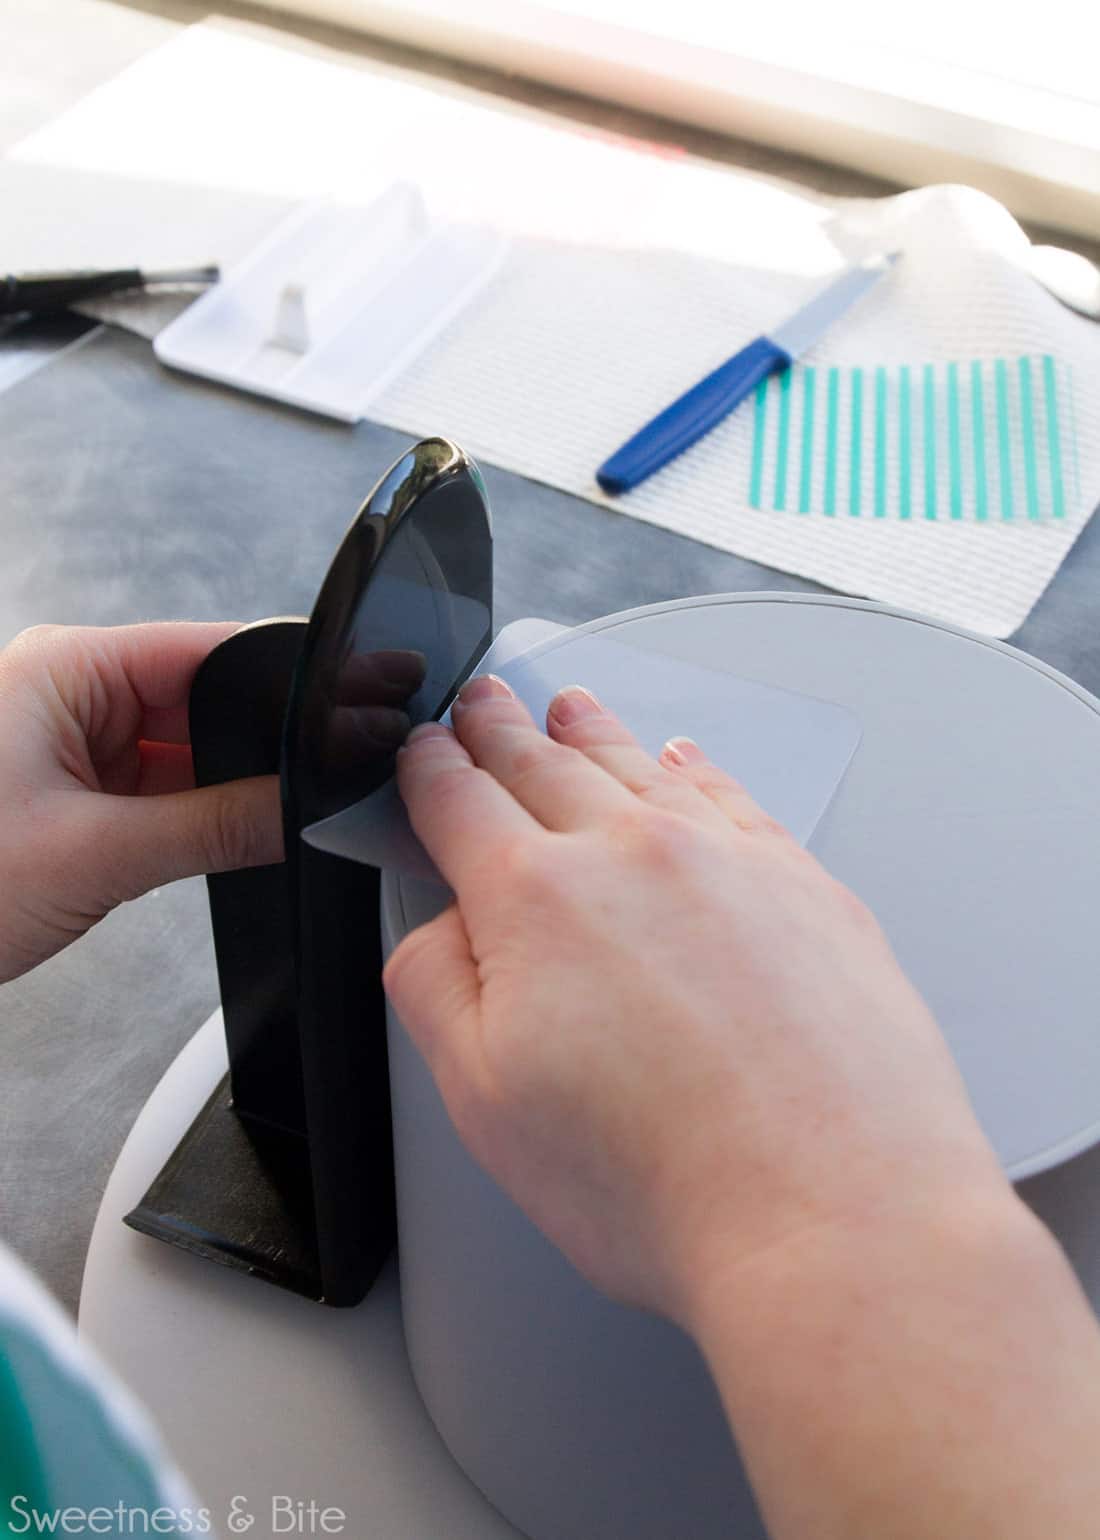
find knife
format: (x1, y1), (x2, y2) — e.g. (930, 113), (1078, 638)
(595, 251), (900, 495)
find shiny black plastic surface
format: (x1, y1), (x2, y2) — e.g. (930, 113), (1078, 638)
(282, 437), (492, 1303)
(128, 438), (493, 1306)
(282, 437), (493, 834)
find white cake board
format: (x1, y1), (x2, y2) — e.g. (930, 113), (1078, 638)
(78, 1010), (524, 1540)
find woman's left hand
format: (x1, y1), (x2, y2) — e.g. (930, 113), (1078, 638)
(0, 622), (283, 983)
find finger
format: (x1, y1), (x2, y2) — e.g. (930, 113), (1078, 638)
(1, 622), (241, 750)
(84, 773), (283, 901)
(659, 737), (792, 837)
(546, 686), (729, 828)
(450, 675), (633, 831)
(336, 649), (426, 707)
(92, 622), (244, 714)
(325, 703), (410, 765)
(382, 904), (483, 1111)
(136, 741), (196, 795)
(396, 721), (542, 893)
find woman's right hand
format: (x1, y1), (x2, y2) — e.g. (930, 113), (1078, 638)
(385, 676), (1100, 1540)
(383, 673), (1008, 1322)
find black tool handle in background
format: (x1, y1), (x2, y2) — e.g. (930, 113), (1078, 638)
(1, 270), (145, 316)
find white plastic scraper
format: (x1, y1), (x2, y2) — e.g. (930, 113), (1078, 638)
(155, 183), (508, 421)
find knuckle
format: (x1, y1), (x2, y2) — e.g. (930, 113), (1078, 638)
(400, 731), (462, 775)
(674, 765), (788, 838)
(419, 759), (470, 811)
(404, 753), (476, 820)
(605, 800), (654, 847)
(750, 812), (794, 840)
(491, 831), (571, 908)
(634, 777), (695, 816)
(608, 802), (693, 870)
(206, 789), (263, 872)
(506, 735), (562, 783)
(686, 763), (745, 796)
(556, 713), (624, 749)
(505, 742), (583, 810)
(7, 623), (65, 652)
(0, 625), (65, 686)
(716, 791), (787, 839)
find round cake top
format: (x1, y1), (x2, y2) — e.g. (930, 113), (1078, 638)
(400, 594), (1100, 1179)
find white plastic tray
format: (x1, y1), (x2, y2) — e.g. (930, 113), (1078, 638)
(154, 183), (508, 421)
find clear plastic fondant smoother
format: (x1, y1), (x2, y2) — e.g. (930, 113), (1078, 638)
(305, 618), (862, 884)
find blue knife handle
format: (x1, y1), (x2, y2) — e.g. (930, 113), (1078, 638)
(596, 335), (792, 495)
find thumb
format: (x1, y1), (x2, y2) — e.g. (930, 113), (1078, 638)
(87, 774), (283, 900)
(383, 903), (483, 1105)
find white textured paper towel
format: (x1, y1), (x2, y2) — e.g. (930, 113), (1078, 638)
(12, 22), (1100, 636)
(374, 187), (1100, 637)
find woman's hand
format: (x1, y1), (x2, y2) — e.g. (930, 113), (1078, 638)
(0, 623), (282, 982)
(384, 672), (1007, 1323)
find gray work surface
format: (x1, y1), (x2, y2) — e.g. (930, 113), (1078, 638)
(3, 325), (1100, 1315)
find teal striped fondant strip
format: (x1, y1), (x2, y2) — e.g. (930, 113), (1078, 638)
(799, 367), (816, 514)
(995, 357), (1014, 521)
(947, 362), (963, 519)
(849, 367), (863, 516)
(823, 367), (839, 516)
(1043, 354), (1065, 520)
(923, 363), (937, 520)
(774, 366), (792, 510)
(1018, 356), (1040, 519)
(745, 354), (1071, 523)
(970, 360), (988, 522)
(898, 365), (912, 520)
(749, 376), (767, 509)
(874, 366), (887, 518)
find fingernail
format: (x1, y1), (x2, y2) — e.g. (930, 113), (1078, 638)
(548, 685), (602, 727)
(453, 673), (515, 710)
(661, 736), (706, 767)
(401, 722), (452, 751)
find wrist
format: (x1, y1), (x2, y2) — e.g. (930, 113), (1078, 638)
(673, 1182), (1100, 1540)
(677, 1174), (1047, 1353)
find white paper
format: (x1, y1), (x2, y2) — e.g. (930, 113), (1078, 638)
(11, 21), (1100, 637)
